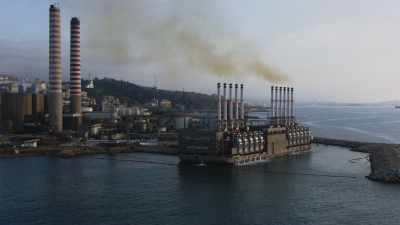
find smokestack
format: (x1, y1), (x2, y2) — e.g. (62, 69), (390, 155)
(223, 83), (227, 129)
(278, 86), (282, 126)
(283, 86), (286, 125)
(229, 83), (233, 129)
(274, 86), (279, 126)
(70, 17), (82, 129)
(240, 84), (244, 122)
(217, 83), (221, 129)
(286, 86), (290, 126)
(290, 87), (294, 125)
(235, 83), (239, 128)
(270, 85), (274, 125)
(48, 4), (63, 132)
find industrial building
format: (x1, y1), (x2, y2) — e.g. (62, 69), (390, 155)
(179, 83), (312, 166)
(0, 93), (45, 131)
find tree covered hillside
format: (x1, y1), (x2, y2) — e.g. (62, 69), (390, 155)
(82, 78), (216, 110)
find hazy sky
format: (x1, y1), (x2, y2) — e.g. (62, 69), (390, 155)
(1, 0), (400, 103)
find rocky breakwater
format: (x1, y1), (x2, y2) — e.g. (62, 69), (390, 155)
(313, 137), (400, 183)
(365, 145), (400, 183)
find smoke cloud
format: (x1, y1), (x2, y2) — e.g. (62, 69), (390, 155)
(70, 0), (286, 82)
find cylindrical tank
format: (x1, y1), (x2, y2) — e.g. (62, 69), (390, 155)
(254, 132), (259, 152)
(294, 132), (299, 145)
(238, 135), (243, 154)
(288, 133), (293, 145)
(258, 132), (264, 152)
(248, 133), (254, 153)
(243, 133), (249, 154)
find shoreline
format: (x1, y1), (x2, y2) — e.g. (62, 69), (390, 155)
(312, 137), (399, 153)
(2, 138), (399, 183)
(1, 137), (394, 158)
(0, 145), (179, 158)
(313, 137), (400, 183)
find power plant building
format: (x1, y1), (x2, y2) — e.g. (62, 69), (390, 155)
(48, 4), (63, 132)
(0, 93), (45, 131)
(179, 83), (312, 166)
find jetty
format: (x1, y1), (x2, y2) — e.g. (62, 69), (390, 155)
(313, 137), (400, 183)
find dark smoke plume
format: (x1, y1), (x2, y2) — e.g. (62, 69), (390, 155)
(68, 0), (287, 82)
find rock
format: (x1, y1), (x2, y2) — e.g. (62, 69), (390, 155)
(368, 145), (400, 183)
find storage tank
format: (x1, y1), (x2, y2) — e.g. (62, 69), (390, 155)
(248, 133), (254, 153)
(254, 132), (259, 152)
(238, 135), (243, 154)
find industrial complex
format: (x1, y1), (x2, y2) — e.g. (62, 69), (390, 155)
(179, 83), (312, 166)
(0, 4), (312, 166)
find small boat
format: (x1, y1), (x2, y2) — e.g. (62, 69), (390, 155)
(139, 139), (159, 147)
(395, 105), (400, 109)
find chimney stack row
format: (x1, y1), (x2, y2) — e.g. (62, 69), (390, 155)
(217, 83), (245, 131)
(270, 85), (295, 127)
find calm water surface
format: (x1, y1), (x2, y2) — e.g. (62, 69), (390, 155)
(297, 105), (400, 143)
(1, 106), (400, 225)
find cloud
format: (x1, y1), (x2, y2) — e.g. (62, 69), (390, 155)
(268, 18), (400, 102)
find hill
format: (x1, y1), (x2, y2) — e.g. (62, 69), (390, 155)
(82, 78), (216, 110)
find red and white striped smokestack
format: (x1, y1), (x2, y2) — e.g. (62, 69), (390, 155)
(217, 83), (221, 129)
(49, 4), (63, 132)
(70, 17), (82, 127)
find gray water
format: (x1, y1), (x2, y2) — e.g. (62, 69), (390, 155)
(1, 106), (400, 225)
(297, 105), (400, 143)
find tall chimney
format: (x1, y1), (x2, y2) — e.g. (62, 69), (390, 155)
(270, 86), (274, 125)
(240, 84), (244, 122)
(70, 17), (82, 129)
(287, 86), (290, 124)
(274, 86), (279, 126)
(49, 4), (63, 132)
(235, 84), (239, 128)
(290, 87), (294, 125)
(217, 83), (221, 129)
(229, 83), (233, 129)
(279, 86), (283, 126)
(283, 86), (287, 125)
(223, 83), (227, 129)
